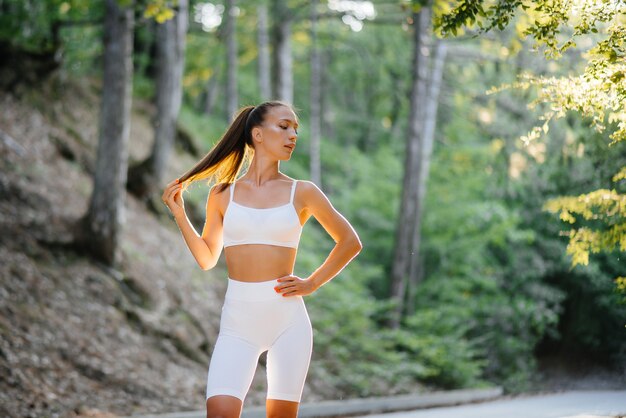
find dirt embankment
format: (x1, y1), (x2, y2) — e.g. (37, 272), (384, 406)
(0, 77), (278, 418)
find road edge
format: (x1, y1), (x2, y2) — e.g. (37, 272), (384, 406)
(126, 387), (504, 418)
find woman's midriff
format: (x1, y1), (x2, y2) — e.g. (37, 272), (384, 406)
(224, 245), (298, 282)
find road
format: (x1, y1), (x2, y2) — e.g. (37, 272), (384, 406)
(355, 390), (626, 418)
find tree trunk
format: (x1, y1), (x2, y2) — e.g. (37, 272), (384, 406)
(257, 2), (271, 101)
(406, 40), (447, 314)
(204, 69), (219, 116)
(127, 0), (188, 199)
(271, 0), (293, 104)
(389, 68), (405, 140)
(309, 0), (322, 186)
(78, 0), (134, 266)
(225, 0), (238, 119)
(321, 49), (335, 140)
(389, 6), (431, 328)
(362, 68), (377, 152)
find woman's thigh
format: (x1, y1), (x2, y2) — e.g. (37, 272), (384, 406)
(206, 334), (261, 401)
(265, 300), (313, 402)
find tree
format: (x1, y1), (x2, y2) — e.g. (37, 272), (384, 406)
(204, 69), (220, 116)
(224, 0), (238, 118)
(0, 0), (100, 90)
(389, 4), (432, 327)
(271, 0), (294, 103)
(406, 39), (447, 313)
(74, 0), (182, 264)
(309, 0), (322, 187)
(257, 1), (271, 100)
(128, 0), (189, 199)
(77, 0), (134, 265)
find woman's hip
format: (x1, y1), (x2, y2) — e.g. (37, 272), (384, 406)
(218, 277), (310, 344)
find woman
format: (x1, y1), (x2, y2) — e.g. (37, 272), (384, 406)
(162, 101), (362, 418)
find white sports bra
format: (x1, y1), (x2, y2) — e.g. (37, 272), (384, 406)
(222, 180), (303, 249)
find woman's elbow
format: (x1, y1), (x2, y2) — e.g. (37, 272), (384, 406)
(354, 237), (363, 254)
(199, 263), (216, 271)
(347, 234), (363, 255)
(198, 257), (217, 271)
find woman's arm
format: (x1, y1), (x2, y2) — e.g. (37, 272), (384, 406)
(162, 180), (224, 270)
(276, 181), (362, 297)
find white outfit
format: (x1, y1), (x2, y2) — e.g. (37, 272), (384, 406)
(205, 181), (313, 402)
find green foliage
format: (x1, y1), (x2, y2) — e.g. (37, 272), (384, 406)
(417, 107), (567, 391)
(321, 142), (402, 292)
(143, 0), (177, 23)
(396, 303), (486, 389)
(0, 0), (99, 53)
(434, 0), (625, 300)
(496, 109), (626, 361)
(132, 73), (155, 99)
(307, 279), (422, 396)
(556, 260), (626, 354)
(178, 104), (228, 150)
(184, 31), (223, 104)
(544, 188), (626, 267)
(616, 276), (626, 304)
(440, 0), (626, 145)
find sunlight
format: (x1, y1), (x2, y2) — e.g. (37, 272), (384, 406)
(328, 0), (376, 31)
(509, 152), (528, 179)
(59, 2), (70, 14)
(478, 108), (493, 125)
(571, 0), (622, 16)
(194, 2), (224, 32)
(526, 141), (546, 163)
(342, 14), (363, 31)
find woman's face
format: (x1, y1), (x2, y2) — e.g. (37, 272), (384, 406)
(252, 106), (299, 160)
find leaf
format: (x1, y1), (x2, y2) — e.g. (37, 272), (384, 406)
(612, 167), (626, 182)
(156, 9), (175, 23)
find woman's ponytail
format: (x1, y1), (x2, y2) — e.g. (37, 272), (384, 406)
(177, 106), (254, 193)
(177, 101), (293, 193)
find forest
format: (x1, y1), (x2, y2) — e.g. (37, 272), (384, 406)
(0, 0), (624, 416)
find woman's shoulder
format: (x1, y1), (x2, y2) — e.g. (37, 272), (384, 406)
(210, 182), (232, 195)
(207, 182), (232, 207)
(291, 179), (326, 200)
(292, 179), (314, 188)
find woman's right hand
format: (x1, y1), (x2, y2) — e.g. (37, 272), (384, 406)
(162, 179), (185, 217)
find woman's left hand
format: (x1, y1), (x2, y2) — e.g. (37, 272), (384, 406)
(275, 275), (318, 297)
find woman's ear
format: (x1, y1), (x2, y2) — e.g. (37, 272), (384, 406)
(251, 126), (263, 144)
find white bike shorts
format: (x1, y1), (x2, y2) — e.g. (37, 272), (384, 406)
(205, 278), (313, 402)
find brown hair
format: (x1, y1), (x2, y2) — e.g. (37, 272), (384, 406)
(178, 101), (293, 193)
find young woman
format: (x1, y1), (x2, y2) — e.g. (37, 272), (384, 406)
(161, 101), (362, 418)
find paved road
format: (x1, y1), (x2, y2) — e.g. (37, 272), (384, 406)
(355, 390), (626, 418)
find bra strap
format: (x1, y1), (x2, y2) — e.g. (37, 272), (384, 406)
(289, 180), (297, 203)
(229, 182), (235, 202)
